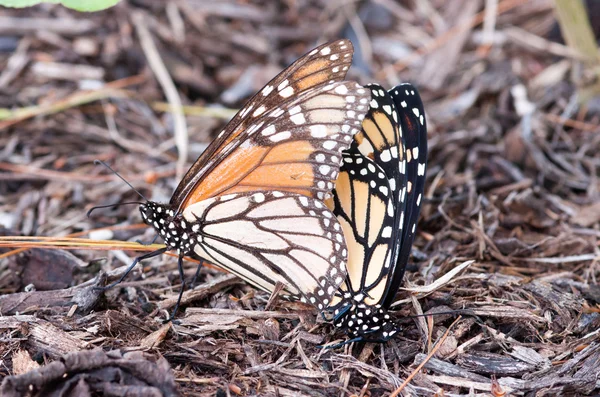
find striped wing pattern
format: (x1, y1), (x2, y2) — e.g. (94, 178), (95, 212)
(326, 83), (427, 341)
(328, 84), (405, 307)
(140, 40), (372, 313)
(170, 191), (348, 309)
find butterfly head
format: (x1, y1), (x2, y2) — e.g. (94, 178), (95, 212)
(334, 304), (401, 343)
(140, 202), (197, 255)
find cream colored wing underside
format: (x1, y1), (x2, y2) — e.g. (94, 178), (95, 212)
(182, 191), (348, 309)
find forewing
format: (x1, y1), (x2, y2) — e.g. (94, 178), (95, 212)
(171, 40), (359, 211)
(182, 191), (348, 309)
(352, 84), (403, 179)
(176, 81), (371, 209)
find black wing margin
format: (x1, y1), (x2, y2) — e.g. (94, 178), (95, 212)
(383, 83), (428, 308)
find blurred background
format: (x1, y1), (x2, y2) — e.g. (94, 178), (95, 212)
(1, 1), (600, 396)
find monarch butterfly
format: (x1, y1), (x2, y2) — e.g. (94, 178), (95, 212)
(104, 40), (372, 318)
(324, 83), (427, 343)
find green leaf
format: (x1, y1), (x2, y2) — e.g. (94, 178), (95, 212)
(0, 0), (120, 11)
(58, 0), (120, 12)
(0, 0), (59, 6)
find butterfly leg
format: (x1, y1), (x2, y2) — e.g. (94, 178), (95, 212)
(164, 255), (186, 323)
(135, 233), (159, 246)
(99, 247), (167, 290)
(189, 260), (205, 289)
(331, 304), (352, 322)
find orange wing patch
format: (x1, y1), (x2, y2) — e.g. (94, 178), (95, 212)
(170, 40), (361, 211)
(181, 140), (319, 207)
(373, 112), (396, 148)
(180, 81), (371, 209)
(237, 163), (314, 191)
(181, 142), (317, 207)
(292, 57), (329, 80)
(262, 140), (314, 164)
(182, 146), (269, 207)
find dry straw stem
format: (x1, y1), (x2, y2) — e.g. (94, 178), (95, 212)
(0, 234), (214, 269)
(553, 0), (600, 103)
(132, 11), (188, 180)
(152, 101), (237, 119)
(0, 235), (160, 252)
(553, 0), (600, 64)
(0, 74), (145, 130)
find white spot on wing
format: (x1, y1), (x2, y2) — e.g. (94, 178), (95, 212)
(252, 106), (266, 117)
(323, 141), (336, 150)
(380, 149), (391, 162)
(382, 226), (392, 238)
(261, 125), (276, 136)
(334, 85), (348, 95)
(253, 193), (265, 203)
(309, 125), (328, 138)
(270, 131), (291, 142)
(278, 79), (289, 91)
(290, 113), (306, 125)
(279, 86), (294, 98)
(262, 85), (273, 96)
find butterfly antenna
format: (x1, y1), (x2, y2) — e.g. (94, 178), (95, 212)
(94, 160), (148, 201)
(86, 201), (144, 217)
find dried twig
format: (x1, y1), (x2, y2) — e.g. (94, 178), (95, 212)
(132, 11), (188, 180)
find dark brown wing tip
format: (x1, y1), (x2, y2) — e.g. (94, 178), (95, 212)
(308, 39), (354, 56)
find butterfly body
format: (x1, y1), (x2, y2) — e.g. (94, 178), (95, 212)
(331, 303), (398, 342)
(140, 202), (192, 256)
(129, 40), (372, 315)
(101, 39), (429, 347)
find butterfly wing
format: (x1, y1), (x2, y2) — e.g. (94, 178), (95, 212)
(175, 81), (370, 209)
(327, 84), (406, 308)
(329, 150), (398, 307)
(171, 40), (368, 212)
(322, 83), (427, 341)
(182, 191), (347, 308)
(381, 83), (427, 308)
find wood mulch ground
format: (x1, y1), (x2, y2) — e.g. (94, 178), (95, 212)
(1, 1), (599, 396)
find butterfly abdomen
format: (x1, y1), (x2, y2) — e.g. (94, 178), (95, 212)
(333, 302), (400, 342)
